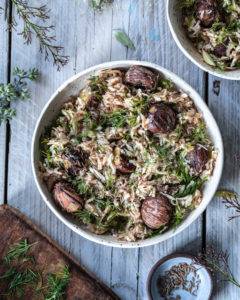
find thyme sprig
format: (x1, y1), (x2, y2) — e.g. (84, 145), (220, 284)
(196, 247), (240, 289)
(10, 0), (69, 69)
(0, 67), (39, 125)
(216, 189), (240, 220)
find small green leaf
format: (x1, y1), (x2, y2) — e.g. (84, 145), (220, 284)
(114, 30), (135, 50)
(202, 50), (216, 67)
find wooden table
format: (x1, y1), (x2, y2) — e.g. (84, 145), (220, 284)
(1, 1), (239, 299)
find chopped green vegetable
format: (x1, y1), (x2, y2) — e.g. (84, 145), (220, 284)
(159, 78), (174, 90)
(172, 204), (185, 228)
(189, 121), (208, 144)
(114, 30), (135, 50)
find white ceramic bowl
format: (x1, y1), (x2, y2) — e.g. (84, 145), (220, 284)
(32, 60), (223, 248)
(166, 0), (240, 80)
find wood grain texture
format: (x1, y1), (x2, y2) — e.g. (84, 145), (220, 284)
(3, 0), (239, 299)
(207, 77), (240, 300)
(0, 0), (9, 203)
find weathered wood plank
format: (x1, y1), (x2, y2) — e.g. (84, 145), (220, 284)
(207, 77), (240, 300)
(7, 0), (76, 252)
(132, 2), (206, 299)
(7, 0), (113, 292)
(0, 0), (9, 203)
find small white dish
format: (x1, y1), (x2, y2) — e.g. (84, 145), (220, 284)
(147, 254), (213, 300)
(31, 60), (223, 248)
(166, 0), (240, 80)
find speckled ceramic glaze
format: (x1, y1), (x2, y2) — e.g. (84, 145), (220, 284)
(147, 254), (213, 300)
(32, 61), (223, 248)
(166, 0), (240, 80)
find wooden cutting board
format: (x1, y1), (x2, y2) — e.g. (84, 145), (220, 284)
(0, 205), (119, 300)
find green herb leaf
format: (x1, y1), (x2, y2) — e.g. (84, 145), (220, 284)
(45, 266), (70, 300)
(202, 50), (216, 67)
(4, 239), (36, 265)
(114, 30), (135, 50)
(216, 189), (238, 200)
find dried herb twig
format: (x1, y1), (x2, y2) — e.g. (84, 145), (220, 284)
(216, 189), (240, 220)
(196, 247), (240, 289)
(9, 0), (69, 69)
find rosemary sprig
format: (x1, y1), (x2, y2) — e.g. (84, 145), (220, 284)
(0, 67), (39, 125)
(0, 268), (39, 297)
(10, 0), (69, 69)
(196, 247), (240, 289)
(45, 266), (70, 300)
(4, 239), (36, 264)
(216, 189), (240, 220)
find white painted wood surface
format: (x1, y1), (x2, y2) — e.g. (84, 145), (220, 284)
(1, 0), (239, 299)
(0, 0), (9, 203)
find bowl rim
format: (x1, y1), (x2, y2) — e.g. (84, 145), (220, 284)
(146, 253), (213, 300)
(166, 0), (240, 80)
(31, 60), (224, 248)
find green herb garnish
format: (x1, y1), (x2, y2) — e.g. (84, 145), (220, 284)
(114, 30), (135, 50)
(90, 0), (113, 10)
(101, 109), (127, 128)
(4, 239), (36, 264)
(0, 268), (39, 298)
(0, 67), (39, 125)
(172, 204), (186, 228)
(189, 121), (208, 144)
(45, 266), (70, 300)
(159, 78), (174, 90)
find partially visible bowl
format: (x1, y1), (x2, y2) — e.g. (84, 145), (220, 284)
(32, 60), (223, 248)
(166, 0), (240, 80)
(147, 254), (213, 300)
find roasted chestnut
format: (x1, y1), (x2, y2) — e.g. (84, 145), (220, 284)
(115, 154), (136, 174)
(147, 103), (177, 134)
(86, 95), (100, 120)
(196, 0), (218, 27)
(124, 66), (157, 90)
(62, 148), (88, 175)
(141, 195), (173, 229)
(213, 44), (227, 57)
(53, 182), (84, 213)
(186, 145), (209, 174)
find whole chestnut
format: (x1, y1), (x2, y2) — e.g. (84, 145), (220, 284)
(53, 182), (84, 213)
(196, 0), (218, 28)
(147, 103), (177, 134)
(141, 196), (173, 229)
(213, 44), (227, 57)
(115, 154), (136, 174)
(186, 145), (209, 174)
(124, 65), (157, 91)
(62, 148), (88, 176)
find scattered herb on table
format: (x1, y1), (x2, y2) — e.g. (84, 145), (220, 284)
(90, 0), (113, 11)
(114, 30), (135, 50)
(45, 266), (70, 300)
(5, 0), (69, 69)
(157, 262), (201, 297)
(216, 189), (240, 220)
(196, 246), (240, 289)
(0, 67), (39, 125)
(4, 238), (36, 264)
(0, 239), (71, 299)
